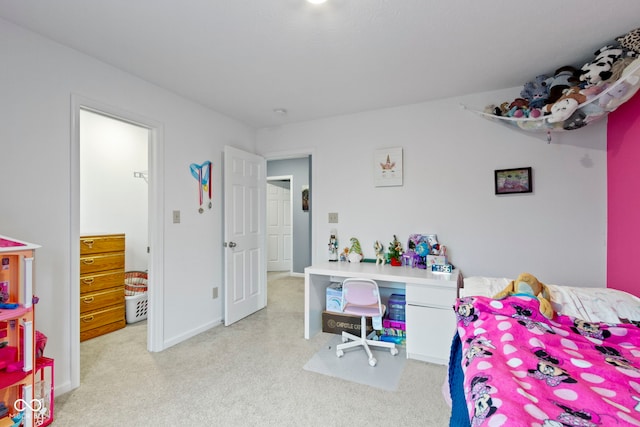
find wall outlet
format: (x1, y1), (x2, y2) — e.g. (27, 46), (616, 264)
(172, 210), (180, 224)
(328, 212), (339, 223)
(212, 287), (218, 299)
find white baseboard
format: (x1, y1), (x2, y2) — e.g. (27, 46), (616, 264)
(55, 380), (74, 397)
(163, 318), (223, 349)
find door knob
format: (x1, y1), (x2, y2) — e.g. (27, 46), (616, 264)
(228, 241), (237, 248)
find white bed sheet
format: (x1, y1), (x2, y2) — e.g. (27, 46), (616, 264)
(461, 276), (640, 323)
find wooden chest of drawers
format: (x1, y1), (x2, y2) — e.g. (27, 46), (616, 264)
(80, 233), (126, 341)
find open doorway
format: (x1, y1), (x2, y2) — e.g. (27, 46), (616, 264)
(71, 95), (165, 390)
(267, 176), (293, 272)
(80, 109), (149, 338)
(266, 156), (312, 276)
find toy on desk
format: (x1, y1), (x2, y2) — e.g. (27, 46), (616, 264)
(328, 230), (338, 262)
(439, 245), (447, 257)
(339, 247), (349, 262)
(347, 237), (363, 263)
(403, 235), (424, 268)
(373, 241), (385, 265)
(387, 235), (403, 266)
(426, 234), (441, 255)
(402, 240), (415, 267)
(415, 240), (429, 256)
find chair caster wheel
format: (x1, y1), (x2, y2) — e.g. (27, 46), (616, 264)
(369, 358), (377, 367)
(336, 349), (344, 358)
(390, 348), (399, 356)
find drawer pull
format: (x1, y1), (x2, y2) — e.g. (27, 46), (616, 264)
(82, 278), (95, 285)
(82, 316), (95, 323)
(82, 258), (95, 265)
(81, 239), (95, 249)
(82, 297), (95, 304)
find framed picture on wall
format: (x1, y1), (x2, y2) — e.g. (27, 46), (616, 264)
(494, 167), (532, 194)
(374, 147), (403, 187)
(302, 185), (309, 211)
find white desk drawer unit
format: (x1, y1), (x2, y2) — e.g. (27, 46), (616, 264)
(405, 282), (460, 364)
(406, 283), (457, 309)
(304, 262), (461, 365)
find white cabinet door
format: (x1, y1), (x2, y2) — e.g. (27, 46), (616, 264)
(406, 304), (457, 365)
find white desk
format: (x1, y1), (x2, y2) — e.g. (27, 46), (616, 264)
(304, 262), (462, 365)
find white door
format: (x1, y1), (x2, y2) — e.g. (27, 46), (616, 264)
(267, 179), (292, 272)
(224, 146), (267, 325)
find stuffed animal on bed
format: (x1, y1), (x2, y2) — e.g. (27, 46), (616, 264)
(493, 272), (554, 319)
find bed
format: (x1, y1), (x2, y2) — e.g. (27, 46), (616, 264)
(448, 276), (640, 427)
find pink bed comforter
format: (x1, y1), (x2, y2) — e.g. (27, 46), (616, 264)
(455, 295), (640, 427)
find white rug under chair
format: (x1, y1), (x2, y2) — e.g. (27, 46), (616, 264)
(303, 334), (407, 391)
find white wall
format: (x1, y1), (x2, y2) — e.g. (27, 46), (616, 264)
(257, 89), (607, 288)
(80, 110), (149, 271)
(1, 18), (255, 394)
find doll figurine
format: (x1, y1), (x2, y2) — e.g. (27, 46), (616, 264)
(328, 232), (338, 262)
(348, 237), (363, 263)
(426, 234), (440, 255)
(374, 240), (385, 265)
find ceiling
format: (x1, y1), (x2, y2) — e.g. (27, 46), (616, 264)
(2, 1), (640, 129)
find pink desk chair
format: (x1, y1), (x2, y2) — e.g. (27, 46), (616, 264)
(336, 278), (399, 366)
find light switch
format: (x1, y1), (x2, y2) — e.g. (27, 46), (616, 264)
(328, 212), (338, 223)
(173, 210), (180, 224)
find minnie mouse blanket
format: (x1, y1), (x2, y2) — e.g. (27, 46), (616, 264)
(453, 295), (640, 426)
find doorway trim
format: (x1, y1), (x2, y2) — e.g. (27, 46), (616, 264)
(266, 175), (293, 273)
(70, 94), (165, 390)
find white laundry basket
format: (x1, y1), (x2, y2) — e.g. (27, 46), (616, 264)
(125, 293), (148, 323)
(124, 271), (148, 323)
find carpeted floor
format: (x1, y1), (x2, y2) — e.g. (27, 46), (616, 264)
(54, 272), (451, 426)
